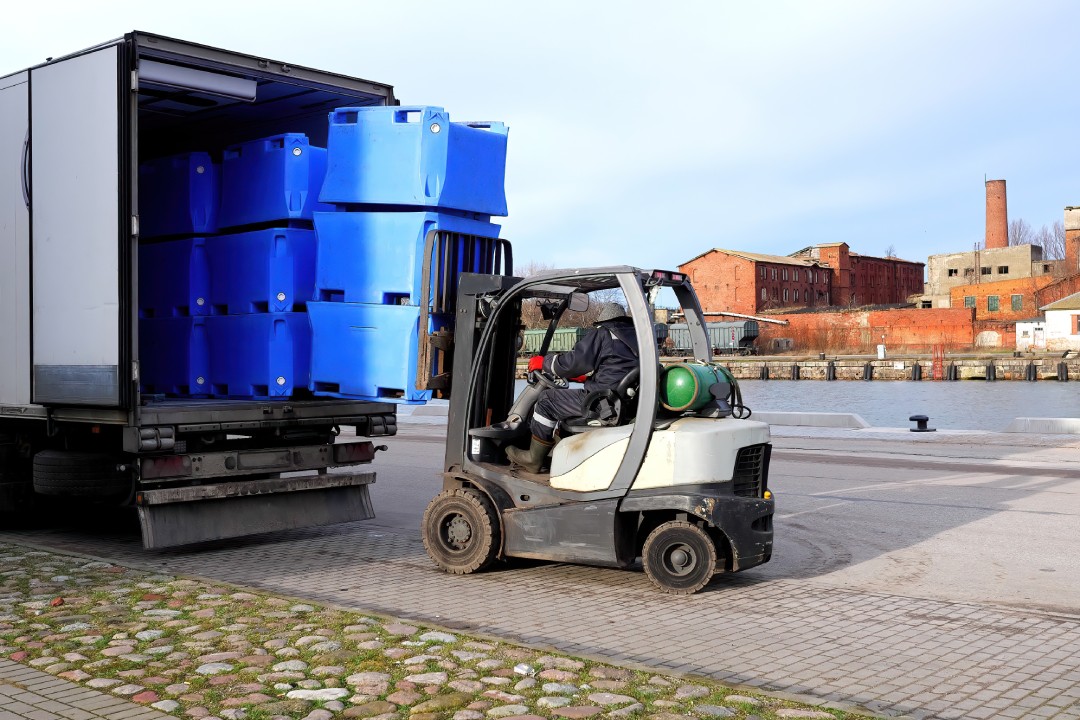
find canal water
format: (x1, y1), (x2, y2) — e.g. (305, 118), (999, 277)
(735, 379), (1080, 431)
(514, 379), (1080, 431)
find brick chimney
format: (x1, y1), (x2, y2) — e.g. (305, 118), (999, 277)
(1066, 206), (1080, 275)
(985, 179), (1008, 249)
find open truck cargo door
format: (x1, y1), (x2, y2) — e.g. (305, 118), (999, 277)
(31, 44), (131, 406)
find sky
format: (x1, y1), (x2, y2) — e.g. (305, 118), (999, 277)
(2, 1), (1077, 271)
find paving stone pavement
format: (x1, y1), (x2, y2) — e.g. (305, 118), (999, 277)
(3, 524), (1079, 720)
(0, 657), (169, 720)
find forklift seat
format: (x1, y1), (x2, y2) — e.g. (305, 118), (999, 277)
(558, 368), (639, 436)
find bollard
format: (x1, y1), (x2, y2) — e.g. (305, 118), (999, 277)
(946, 363), (955, 381)
(911, 363), (922, 381)
(909, 414), (936, 433)
(1059, 362), (1069, 382)
(826, 360), (836, 381)
(985, 363), (996, 382)
(862, 362), (873, 381)
(790, 364), (800, 381)
(760, 364), (769, 381)
(1026, 362), (1037, 382)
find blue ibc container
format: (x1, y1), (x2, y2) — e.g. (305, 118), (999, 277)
(139, 317), (209, 396)
(139, 152), (219, 239)
(139, 238), (211, 317)
(320, 106), (508, 217)
(218, 134), (333, 230)
(204, 314), (311, 399)
(313, 211), (500, 305)
(308, 302), (431, 404)
(208, 228), (316, 314)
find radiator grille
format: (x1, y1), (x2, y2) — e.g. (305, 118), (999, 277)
(732, 443), (767, 497)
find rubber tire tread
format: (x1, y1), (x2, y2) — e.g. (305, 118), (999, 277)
(32, 450), (128, 497)
(642, 519), (718, 595)
(422, 488), (500, 575)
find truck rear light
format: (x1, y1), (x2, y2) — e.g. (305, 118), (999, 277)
(333, 441), (376, 465)
(141, 455), (192, 480)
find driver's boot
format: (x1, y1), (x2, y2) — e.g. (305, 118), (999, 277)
(506, 435), (553, 474)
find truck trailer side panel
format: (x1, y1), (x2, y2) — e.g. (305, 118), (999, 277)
(31, 45), (127, 406)
(0, 72), (30, 406)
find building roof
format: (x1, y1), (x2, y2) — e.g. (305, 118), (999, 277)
(1040, 291), (1080, 312)
(681, 248), (825, 268)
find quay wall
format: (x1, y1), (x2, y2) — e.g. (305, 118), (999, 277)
(715, 356), (1080, 381)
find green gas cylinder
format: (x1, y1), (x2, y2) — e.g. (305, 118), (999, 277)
(660, 363), (727, 412)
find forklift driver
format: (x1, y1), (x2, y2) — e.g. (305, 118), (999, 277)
(506, 302), (639, 473)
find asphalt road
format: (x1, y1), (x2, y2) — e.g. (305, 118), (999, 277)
(3, 425), (1080, 719)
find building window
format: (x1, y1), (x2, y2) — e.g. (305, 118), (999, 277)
(987, 295), (999, 311)
(1011, 294), (1022, 311)
(761, 288), (766, 300)
(998, 266), (1009, 274)
(964, 268), (974, 276)
(980, 267), (991, 275)
(1044, 264), (1051, 272)
(794, 289), (800, 302)
(783, 288), (789, 302)
(1074, 315), (1080, 335)
(963, 296), (975, 308)
(794, 269), (800, 282)
(947, 269), (958, 277)
(771, 268), (777, 280)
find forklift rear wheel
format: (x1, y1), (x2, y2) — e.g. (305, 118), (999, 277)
(642, 520), (717, 594)
(422, 488), (500, 575)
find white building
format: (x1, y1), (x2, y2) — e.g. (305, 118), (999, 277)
(1039, 292), (1080, 352)
(1015, 320), (1046, 351)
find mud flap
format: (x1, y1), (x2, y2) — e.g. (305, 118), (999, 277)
(136, 472), (375, 549)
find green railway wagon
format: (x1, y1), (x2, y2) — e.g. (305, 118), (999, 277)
(521, 327), (589, 355)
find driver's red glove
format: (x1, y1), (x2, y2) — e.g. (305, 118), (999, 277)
(527, 355), (544, 373)
(569, 375), (587, 383)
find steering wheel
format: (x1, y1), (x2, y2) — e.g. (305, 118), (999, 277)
(528, 369), (568, 390)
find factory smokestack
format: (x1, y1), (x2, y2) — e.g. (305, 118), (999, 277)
(985, 179), (1008, 249)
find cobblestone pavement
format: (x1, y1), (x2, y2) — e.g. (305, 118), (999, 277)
(0, 545), (855, 720)
(3, 522), (1079, 720)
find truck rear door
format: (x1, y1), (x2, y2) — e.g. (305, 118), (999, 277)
(30, 43), (131, 406)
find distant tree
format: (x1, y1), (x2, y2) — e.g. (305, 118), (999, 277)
(884, 244), (897, 258)
(1031, 223), (1065, 259)
(1008, 218), (1032, 246)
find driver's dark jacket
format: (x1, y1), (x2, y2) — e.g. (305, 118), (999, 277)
(541, 318), (638, 392)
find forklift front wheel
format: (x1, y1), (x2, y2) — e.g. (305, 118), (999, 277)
(422, 489), (500, 575)
(641, 520), (718, 595)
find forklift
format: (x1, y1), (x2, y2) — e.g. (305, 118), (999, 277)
(420, 266), (774, 594)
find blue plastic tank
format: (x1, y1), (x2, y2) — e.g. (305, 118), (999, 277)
(219, 134), (333, 230)
(307, 301), (431, 404)
(204, 314), (311, 399)
(138, 152), (219, 239)
(139, 317), (210, 396)
(139, 238), (211, 317)
(320, 106), (508, 217)
(313, 211), (500, 306)
(207, 228), (316, 314)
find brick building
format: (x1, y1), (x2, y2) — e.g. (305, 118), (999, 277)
(680, 249), (832, 316)
(680, 243), (924, 316)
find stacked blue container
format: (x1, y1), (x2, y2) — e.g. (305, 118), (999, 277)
(139, 135), (328, 399)
(309, 106), (509, 403)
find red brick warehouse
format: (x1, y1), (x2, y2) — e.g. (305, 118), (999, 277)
(680, 243), (925, 316)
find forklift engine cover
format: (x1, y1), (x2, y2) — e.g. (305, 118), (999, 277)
(549, 418), (770, 492)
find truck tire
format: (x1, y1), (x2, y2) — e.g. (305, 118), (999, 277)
(642, 520), (718, 595)
(422, 488), (500, 575)
(32, 450), (129, 498)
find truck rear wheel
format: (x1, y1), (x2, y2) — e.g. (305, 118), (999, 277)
(32, 450), (130, 498)
(422, 488), (500, 575)
(642, 520), (718, 594)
